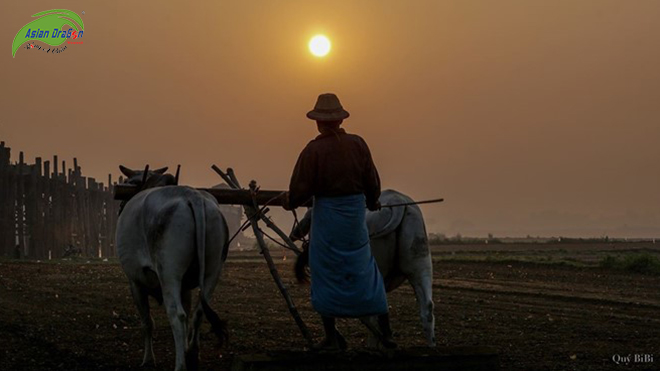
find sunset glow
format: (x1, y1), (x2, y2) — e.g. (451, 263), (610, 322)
(3, 2), (659, 238)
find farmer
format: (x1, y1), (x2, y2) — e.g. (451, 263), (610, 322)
(284, 93), (395, 349)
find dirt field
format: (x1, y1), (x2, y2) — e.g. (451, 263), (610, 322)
(1, 244), (659, 370)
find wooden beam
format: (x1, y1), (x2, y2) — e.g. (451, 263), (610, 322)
(113, 184), (307, 207)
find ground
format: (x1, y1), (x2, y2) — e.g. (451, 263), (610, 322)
(1, 243), (659, 371)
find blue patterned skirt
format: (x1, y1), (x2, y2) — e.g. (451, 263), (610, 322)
(309, 194), (388, 317)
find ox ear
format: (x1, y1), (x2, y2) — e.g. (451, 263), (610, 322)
(119, 165), (135, 178)
(153, 166), (168, 175)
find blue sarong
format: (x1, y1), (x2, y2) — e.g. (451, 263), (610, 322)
(309, 194), (388, 318)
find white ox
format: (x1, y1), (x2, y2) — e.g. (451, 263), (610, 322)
(291, 189), (436, 346)
(116, 166), (229, 371)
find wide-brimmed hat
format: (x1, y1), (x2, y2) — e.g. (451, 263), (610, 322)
(306, 93), (350, 121)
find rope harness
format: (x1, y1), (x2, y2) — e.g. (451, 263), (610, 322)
(222, 191), (305, 255)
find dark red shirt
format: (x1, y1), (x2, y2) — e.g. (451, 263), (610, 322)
(288, 128), (381, 210)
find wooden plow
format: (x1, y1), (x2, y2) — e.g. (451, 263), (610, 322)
(114, 165), (314, 348)
(210, 165), (314, 347)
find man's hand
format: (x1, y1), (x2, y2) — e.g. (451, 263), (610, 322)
(368, 200), (381, 211)
(282, 192), (293, 211)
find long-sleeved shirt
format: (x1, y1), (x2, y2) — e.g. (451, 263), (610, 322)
(288, 128), (381, 210)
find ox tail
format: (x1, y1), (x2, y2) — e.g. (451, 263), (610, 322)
(294, 241), (310, 283)
(189, 197), (228, 348)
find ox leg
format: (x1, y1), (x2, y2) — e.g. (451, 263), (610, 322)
(409, 271), (436, 346)
(162, 281), (189, 371)
(198, 262), (229, 349)
(187, 302), (204, 370)
(181, 288), (200, 369)
(187, 277), (227, 369)
(129, 282), (156, 367)
(182, 288), (197, 346)
(397, 206), (436, 347)
(182, 289), (193, 318)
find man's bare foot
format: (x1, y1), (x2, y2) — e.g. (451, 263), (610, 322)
(380, 335), (397, 349)
(312, 332), (347, 351)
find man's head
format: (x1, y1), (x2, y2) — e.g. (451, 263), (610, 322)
(316, 120), (343, 134)
(307, 93), (350, 122)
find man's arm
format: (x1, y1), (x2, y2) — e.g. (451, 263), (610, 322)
(287, 145), (315, 210)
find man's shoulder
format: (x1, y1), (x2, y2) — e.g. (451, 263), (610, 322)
(341, 132), (370, 149)
(306, 130), (368, 149)
(313, 131), (366, 142)
(300, 138), (323, 154)
(345, 132), (366, 143)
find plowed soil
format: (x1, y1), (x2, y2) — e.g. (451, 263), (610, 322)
(1, 245), (659, 370)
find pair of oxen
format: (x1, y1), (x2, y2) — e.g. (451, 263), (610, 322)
(116, 166), (435, 371)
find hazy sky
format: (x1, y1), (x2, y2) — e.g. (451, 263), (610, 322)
(2, 1), (659, 237)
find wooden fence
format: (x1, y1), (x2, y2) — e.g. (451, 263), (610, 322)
(0, 141), (120, 259)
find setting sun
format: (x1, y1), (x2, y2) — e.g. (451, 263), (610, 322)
(309, 35), (331, 57)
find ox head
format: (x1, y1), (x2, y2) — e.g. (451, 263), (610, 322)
(118, 165), (178, 215)
(119, 165), (177, 189)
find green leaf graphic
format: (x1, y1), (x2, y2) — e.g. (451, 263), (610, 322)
(12, 9), (85, 58)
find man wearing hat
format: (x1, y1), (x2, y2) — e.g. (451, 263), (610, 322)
(285, 93), (395, 349)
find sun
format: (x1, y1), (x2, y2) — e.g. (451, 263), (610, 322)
(309, 35), (331, 57)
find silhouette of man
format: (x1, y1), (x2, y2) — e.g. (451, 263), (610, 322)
(285, 93), (395, 349)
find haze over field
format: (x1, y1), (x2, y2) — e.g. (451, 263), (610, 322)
(2, 1), (659, 237)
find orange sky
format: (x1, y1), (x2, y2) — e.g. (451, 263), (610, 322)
(2, 1), (659, 237)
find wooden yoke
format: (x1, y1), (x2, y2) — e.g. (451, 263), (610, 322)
(113, 183), (307, 207)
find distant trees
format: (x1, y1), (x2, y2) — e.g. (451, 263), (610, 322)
(428, 232), (502, 245)
(426, 233), (645, 245)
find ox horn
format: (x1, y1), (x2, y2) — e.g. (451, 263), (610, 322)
(119, 165), (135, 178)
(141, 164), (150, 184)
(174, 164), (181, 185)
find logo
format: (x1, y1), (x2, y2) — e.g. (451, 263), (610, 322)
(12, 9), (84, 58)
(612, 354), (654, 365)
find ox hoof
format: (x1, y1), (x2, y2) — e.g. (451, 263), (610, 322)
(140, 359), (157, 368)
(381, 337), (397, 349)
(185, 350), (200, 371)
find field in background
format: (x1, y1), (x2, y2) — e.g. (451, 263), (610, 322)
(433, 242), (660, 272)
(1, 242), (659, 370)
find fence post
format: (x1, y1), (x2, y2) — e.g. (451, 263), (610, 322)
(0, 142), (12, 256)
(34, 157), (44, 259)
(24, 162), (37, 258)
(16, 152), (25, 257)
